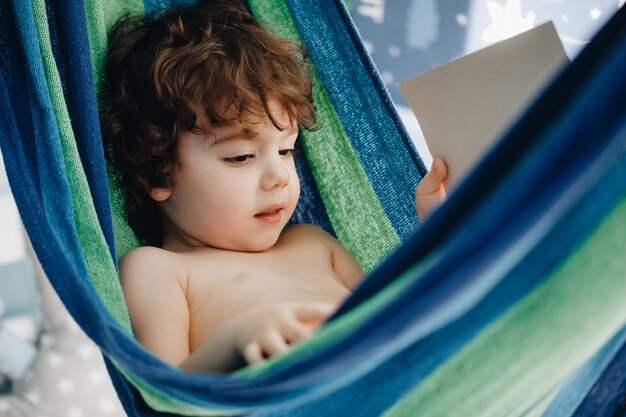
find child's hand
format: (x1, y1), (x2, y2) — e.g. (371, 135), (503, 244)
(415, 158), (448, 220)
(232, 302), (336, 364)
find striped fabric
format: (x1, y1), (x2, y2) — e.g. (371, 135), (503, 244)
(0, 1), (625, 416)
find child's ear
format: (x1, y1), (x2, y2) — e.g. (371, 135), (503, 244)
(149, 187), (172, 202)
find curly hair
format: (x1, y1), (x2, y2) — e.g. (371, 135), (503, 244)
(100, 0), (317, 246)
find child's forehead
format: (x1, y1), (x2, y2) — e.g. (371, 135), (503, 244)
(191, 107), (260, 136)
(210, 124), (260, 143)
(201, 117), (265, 141)
(193, 102), (296, 143)
(208, 122), (298, 144)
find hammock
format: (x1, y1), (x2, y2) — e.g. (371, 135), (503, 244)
(1, 0), (626, 415)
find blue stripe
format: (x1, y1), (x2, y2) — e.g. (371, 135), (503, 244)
(10, 0), (90, 280)
(0, 3), (41, 194)
(286, 0), (428, 239)
(43, 0), (67, 98)
(144, 0), (198, 15)
(46, 0), (118, 264)
(287, 145), (337, 236)
(103, 356), (167, 417)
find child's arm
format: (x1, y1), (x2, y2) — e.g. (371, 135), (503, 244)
(329, 237), (364, 290)
(119, 247), (193, 366)
(415, 157), (448, 220)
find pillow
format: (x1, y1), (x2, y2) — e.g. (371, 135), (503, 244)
(0, 244), (126, 417)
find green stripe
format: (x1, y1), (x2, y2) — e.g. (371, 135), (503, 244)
(383, 194), (626, 417)
(107, 167), (142, 258)
(84, 0), (144, 259)
(119, 365), (242, 416)
(102, 0), (145, 34)
(83, 0), (106, 94)
(31, 0), (131, 331)
(248, 0), (400, 272)
(85, 0), (144, 259)
(84, 0), (144, 95)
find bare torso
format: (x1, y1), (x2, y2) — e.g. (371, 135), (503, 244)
(181, 226), (350, 351)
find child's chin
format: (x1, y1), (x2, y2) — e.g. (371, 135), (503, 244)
(227, 234), (280, 253)
(244, 238), (279, 253)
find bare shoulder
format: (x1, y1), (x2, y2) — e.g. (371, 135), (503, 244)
(284, 225), (363, 289)
(119, 245), (171, 265)
(119, 245), (174, 274)
(118, 246), (187, 291)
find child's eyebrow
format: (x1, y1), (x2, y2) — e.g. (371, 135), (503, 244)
(213, 130), (258, 144)
(212, 127), (298, 145)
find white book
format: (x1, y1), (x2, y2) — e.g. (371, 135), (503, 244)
(398, 21), (569, 189)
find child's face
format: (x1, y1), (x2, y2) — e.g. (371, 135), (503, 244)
(151, 102), (301, 252)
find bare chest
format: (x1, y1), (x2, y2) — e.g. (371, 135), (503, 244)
(184, 248), (349, 350)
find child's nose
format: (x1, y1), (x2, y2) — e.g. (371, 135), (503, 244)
(260, 157), (290, 191)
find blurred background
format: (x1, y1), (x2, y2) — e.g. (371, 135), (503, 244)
(0, 1), (621, 415)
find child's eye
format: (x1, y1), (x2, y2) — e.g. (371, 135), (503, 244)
(225, 154), (254, 164)
(279, 149), (295, 157)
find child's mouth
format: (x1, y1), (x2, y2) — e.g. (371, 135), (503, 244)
(254, 208), (283, 223)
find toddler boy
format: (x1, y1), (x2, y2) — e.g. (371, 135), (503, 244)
(101, 0), (446, 372)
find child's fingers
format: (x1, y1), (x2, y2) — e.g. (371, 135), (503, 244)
(416, 158), (448, 197)
(292, 303), (336, 323)
(243, 342), (264, 364)
(263, 330), (290, 356)
(281, 314), (313, 343)
(432, 157), (448, 180)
